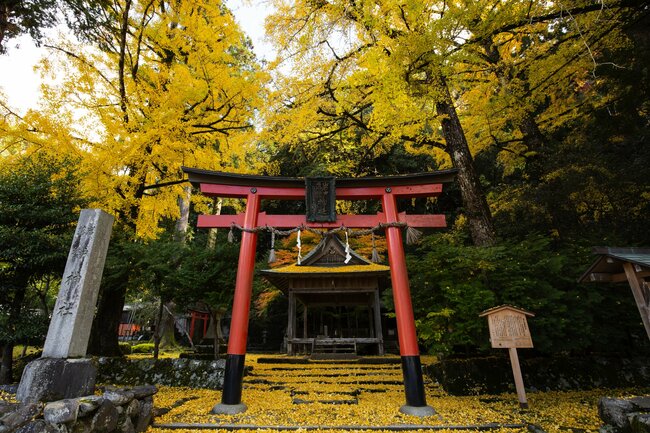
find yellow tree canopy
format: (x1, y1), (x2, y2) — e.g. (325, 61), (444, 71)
(2, 0), (267, 239)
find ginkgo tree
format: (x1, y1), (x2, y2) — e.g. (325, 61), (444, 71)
(261, 0), (644, 247)
(40, 0), (265, 236)
(3, 0), (267, 354)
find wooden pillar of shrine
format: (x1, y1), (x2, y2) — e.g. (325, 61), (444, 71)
(373, 290), (384, 355)
(287, 290), (296, 355)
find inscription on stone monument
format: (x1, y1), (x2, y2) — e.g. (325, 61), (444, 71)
(42, 209), (114, 358)
(17, 209), (114, 403)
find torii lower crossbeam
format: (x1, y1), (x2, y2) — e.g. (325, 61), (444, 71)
(183, 168), (457, 417)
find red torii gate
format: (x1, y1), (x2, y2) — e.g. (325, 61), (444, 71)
(183, 167), (457, 417)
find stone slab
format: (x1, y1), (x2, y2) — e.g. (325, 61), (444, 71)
(211, 403), (247, 415)
(43, 209), (114, 359)
(398, 404), (437, 417)
(16, 358), (96, 403)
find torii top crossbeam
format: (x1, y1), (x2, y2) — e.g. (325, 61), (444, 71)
(184, 167), (457, 229)
(182, 167), (457, 417)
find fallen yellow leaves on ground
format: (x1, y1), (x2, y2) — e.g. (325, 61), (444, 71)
(146, 355), (648, 433)
(0, 391), (16, 403)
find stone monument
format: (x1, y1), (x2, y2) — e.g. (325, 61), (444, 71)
(17, 209), (114, 402)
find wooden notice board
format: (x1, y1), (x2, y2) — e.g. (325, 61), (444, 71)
(480, 306), (534, 349)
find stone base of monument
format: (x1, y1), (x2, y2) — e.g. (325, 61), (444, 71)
(16, 358), (96, 403)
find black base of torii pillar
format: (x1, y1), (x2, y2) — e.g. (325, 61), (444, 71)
(183, 168), (457, 416)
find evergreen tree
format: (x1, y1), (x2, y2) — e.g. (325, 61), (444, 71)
(0, 153), (87, 383)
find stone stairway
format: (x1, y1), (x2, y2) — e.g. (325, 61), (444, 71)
(244, 357), (408, 405)
(151, 356), (528, 431)
(310, 339), (358, 360)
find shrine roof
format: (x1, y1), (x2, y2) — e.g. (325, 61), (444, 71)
(261, 262), (390, 276)
(260, 234), (390, 291)
(182, 167), (457, 188)
(578, 247), (650, 283)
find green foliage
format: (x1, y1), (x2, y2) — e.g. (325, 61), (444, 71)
(0, 154), (87, 275)
(0, 153), (87, 345)
(405, 233), (648, 356)
(131, 343), (155, 353)
(173, 240), (240, 311)
(127, 233), (240, 311)
(0, 0), (109, 54)
(118, 342), (132, 355)
(0, 0), (56, 54)
(0, 308), (48, 345)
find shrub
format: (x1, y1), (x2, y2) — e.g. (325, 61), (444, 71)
(118, 342), (132, 355)
(131, 343), (155, 353)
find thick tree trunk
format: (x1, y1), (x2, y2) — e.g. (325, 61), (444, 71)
(153, 300), (177, 359)
(88, 282), (127, 357)
(0, 284), (26, 384)
(0, 344), (13, 384)
(436, 76), (497, 247)
(174, 186), (191, 244)
(159, 302), (177, 348)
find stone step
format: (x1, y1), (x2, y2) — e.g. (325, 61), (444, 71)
(255, 356), (402, 365)
(153, 422), (528, 431)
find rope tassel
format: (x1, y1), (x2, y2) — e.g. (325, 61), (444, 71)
(268, 230), (276, 263)
(405, 225), (422, 245)
(297, 229), (302, 265)
(227, 225), (235, 243)
(370, 232), (381, 263)
(344, 230), (352, 264)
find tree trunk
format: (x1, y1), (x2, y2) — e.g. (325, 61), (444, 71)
(0, 4), (9, 54)
(207, 198), (222, 250)
(38, 275), (51, 317)
(174, 186), (191, 244)
(0, 344), (13, 384)
(436, 76), (497, 247)
(88, 282), (127, 357)
(153, 300), (177, 359)
(0, 283), (26, 384)
(118, 0), (132, 123)
(208, 307), (225, 360)
(159, 302), (177, 348)
(153, 299), (164, 359)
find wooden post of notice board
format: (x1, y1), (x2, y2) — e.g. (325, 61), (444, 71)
(479, 305), (535, 408)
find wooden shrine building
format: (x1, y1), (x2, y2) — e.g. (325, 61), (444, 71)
(260, 234), (390, 356)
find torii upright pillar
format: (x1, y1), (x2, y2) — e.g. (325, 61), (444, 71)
(183, 168), (457, 417)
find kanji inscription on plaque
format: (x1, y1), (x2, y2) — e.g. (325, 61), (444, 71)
(480, 305), (534, 349)
(305, 177), (336, 222)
